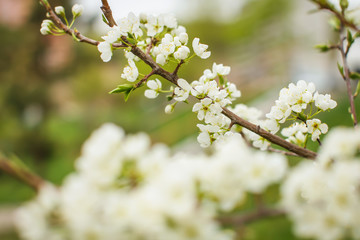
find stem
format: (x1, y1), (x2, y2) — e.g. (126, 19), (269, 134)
(173, 60), (185, 76)
(0, 156), (44, 191)
(217, 207), (285, 226)
(339, 29), (358, 126)
(135, 69), (156, 88)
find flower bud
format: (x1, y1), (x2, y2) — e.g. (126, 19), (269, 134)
(165, 104), (175, 114)
(72, 4), (83, 18)
(55, 6), (65, 16)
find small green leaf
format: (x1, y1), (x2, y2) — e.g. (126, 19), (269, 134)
(109, 84), (135, 101)
(354, 81), (360, 98)
(350, 72), (360, 80)
(218, 75), (225, 86)
(127, 32), (137, 45)
(109, 84), (134, 94)
(347, 30), (354, 45)
(337, 62), (344, 78)
(124, 88), (134, 102)
(315, 44), (330, 52)
(167, 95), (174, 101)
(102, 14), (109, 25)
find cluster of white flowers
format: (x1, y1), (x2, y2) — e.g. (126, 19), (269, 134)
(239, 80), (337, 150)
(281, 127), (360, 240)
(15, 123), (287, 240)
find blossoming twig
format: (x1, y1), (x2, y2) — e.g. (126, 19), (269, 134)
(38, 0), (318, 159)
(222, 108), (317, 159)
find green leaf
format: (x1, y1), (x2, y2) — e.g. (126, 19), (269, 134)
(347, 30), (354, 45)
(109, 84), (134, 94)
(315, 44), (330, 52)
(102, 14), (109, 25)
(355, 81), (360, 98)
(218, 75), (226, 86)
(167, 95), (174, 101)
(109, 84), (135, 101)
(127, 32), (137, 45)
(124, 88), (134, 102)
(337, 62), (344, 78)
(350, 72), (360, 80)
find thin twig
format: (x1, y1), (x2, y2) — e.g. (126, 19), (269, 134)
(172, 60), (185, 76)
(217, 207), (285, 226)
(0, 156), (44, 191)
(135, 69), (156, 88)
(268, 147), (301, 157)
(339, 27), (358, 126)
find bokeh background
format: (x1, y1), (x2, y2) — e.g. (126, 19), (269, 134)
(0, 0), (359, 239)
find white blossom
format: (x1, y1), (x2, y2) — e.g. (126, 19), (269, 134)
(174, 78), (192, 102)
(306, 118), (328, 141)
(144, 79), (162, 99)
(174, 46), (190, 60)
(192, 38), (211, 59)
(121, 59), (139, 82)
(97, 41), (112, 62)
(314, 92), (337, 111)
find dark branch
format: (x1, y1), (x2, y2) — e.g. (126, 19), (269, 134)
(100, 0), (117, 27)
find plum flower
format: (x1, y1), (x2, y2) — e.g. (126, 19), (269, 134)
(144, 79), (162, 99)
(121, 59), (139, 82)
(192, 38), (211, 59)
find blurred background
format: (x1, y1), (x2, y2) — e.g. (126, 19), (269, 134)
(0, 0), (359, 239)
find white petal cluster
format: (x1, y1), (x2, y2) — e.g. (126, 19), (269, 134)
(281, 122), (308, 146)
(200, 134), (288, 210)
(15, 124), (288, 240)
(121, 59), (139, 82)
(144, 79), (162, 99)
(281, 127), (360, 240)
(314, 92), (337, 111)
(306, 118), (328, 141)
(264, 80), (336, 146)
(192, 38), (211, 59)
(167, 63), (240, 147)
(317, 127), (360, 166)
(266, 80), (336, 124)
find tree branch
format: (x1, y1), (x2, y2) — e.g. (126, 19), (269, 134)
(37, 0), (318, 160)
(0, 156), (44, 191)
(100, 0), (117, 27)
(222, 108), (317, 159)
